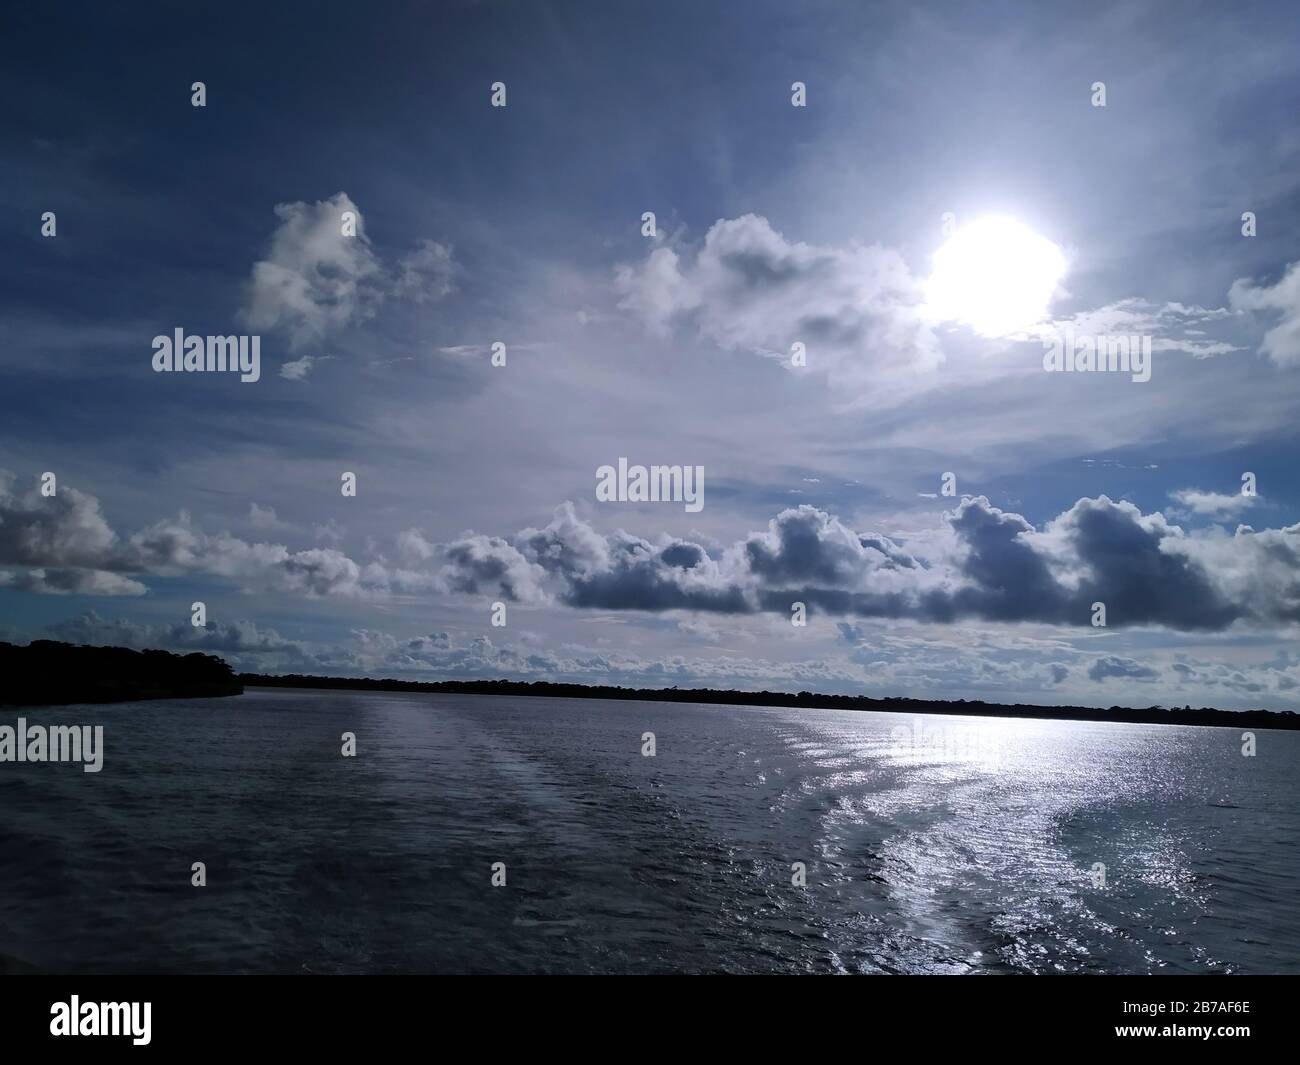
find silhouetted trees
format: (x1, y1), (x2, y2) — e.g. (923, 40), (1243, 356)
(4, 638), (1293, 728)
(1, 641), (242, 705)
(238, 672), (1299, 731)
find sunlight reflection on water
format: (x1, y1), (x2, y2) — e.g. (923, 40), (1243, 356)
(0, 692), (1295, 974)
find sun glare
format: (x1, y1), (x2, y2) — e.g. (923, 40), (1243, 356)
(923, 215), (1067, 338)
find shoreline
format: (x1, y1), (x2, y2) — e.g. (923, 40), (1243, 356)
(0, 641), (243, 707)
(237, 673), (1300, 732)
(4, 639), (1294, 730)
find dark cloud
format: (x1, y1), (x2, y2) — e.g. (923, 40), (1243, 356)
(661, 541), (707, 569)
(1043, 496), (1239, 630)
(4, 468), (1297, 637)
(1088, 656), (1159, 682)
(504, 495), (1289, 632)
(558, 530), (747, 613)
(438, 534), (546, 603)
(0, 567), (145, 596)
(0, 471), (126, 569)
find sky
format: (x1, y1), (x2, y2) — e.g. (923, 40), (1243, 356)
(3, 0), (1300, 709)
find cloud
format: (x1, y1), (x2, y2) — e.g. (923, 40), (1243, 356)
(279, 355), (317, 380)
(395, 528), (436, 563)
(0, 472), (541, 605)
(1229, 261), (1300, 366)
(241, 192), (456, 350)
(518, 502), (748, 613)
(1168, 487), (1256, 518)
(241, 192), (385, 348)
(313, 519), (344, 544)
(0, 472), (149, 596)
(277, 547), (365, 597)
(38, 611), (329, 673)
(6, 470), (1300, 635)
(0, 469), (124, 569)
(0, 568), (146, 596)
(614, 214), (941, 399)
(1087, 656), (1158, 682)
(127, 511), (370, 597)
(343, 626), (864, 689)
(438, 534), (548, 603)
(1167, 657), (1299, 696)
(613, 246), (700, 333)
(47, 610), (304, 656)
(1038, 298), (1242, 360)
(393, 239), (456, 303)
(34, 609), (855, 687)
(248, 503), (287, 530)
(0, 471), (378, 598)
(1172, 522), (1300, 627)
(502, 495), (1292, 632)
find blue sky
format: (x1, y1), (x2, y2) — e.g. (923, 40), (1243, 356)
(3, 1), (1300, 708)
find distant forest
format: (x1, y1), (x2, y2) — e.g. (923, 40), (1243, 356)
(240, 671), (1300, 731)
(0, 641), (242, 705)
(3, 639), (1295, 729)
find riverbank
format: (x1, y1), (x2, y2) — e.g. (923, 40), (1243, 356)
(240, 672), (1300, 731)
(0, 641), (243, 705)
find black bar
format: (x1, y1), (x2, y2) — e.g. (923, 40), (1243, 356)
(0, 975), (1287, 1052)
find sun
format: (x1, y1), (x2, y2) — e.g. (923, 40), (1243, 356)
(923, 215), (1067, 338)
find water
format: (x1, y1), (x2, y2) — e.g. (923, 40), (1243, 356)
(1, 689), (1296, 974)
